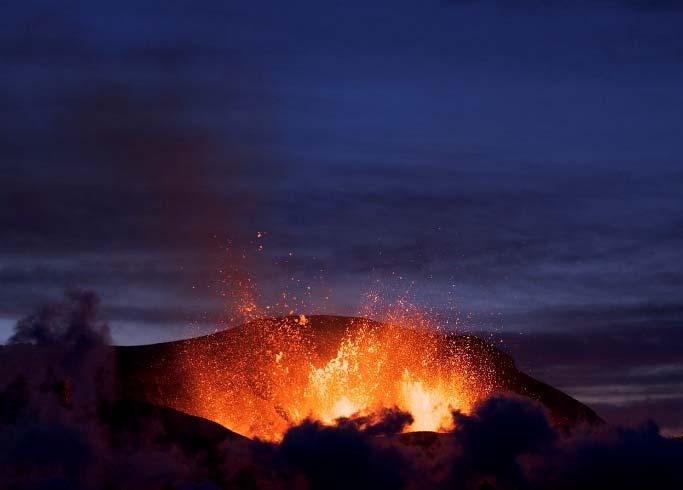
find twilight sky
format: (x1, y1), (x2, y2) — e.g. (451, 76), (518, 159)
(1, 1), (682, 432)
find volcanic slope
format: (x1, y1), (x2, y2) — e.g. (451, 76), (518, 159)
(116, 315), (601, 439)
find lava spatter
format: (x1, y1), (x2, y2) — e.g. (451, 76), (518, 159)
(152, 315), (497, 440)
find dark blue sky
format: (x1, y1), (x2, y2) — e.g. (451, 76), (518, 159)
(1, 1), (682, 432)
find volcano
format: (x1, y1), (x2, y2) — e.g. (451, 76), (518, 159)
(116, 315), (600, 439)
(7, 310), (677, 490)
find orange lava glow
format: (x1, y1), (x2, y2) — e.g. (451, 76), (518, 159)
(159, 314), (498, 440)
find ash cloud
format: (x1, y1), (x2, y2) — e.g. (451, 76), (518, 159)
(9, 289), (110, 347)
(335, 407), (414, 436)
(448, 396), (558, 488)
(264, 396), (683, 490)
(273, 417), (408, 490)
(0, 292), (258, 489)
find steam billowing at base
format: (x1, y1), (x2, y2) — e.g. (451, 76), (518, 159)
(1, 291), (681, 490)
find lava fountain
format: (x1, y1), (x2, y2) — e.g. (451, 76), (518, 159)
(119, 314), (501, 440)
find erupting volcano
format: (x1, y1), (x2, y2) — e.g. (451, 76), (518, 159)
(117, 314), (600, 440)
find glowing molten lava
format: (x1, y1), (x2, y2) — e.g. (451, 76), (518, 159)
(155, 315), (498, 440)
(305, 325), (465, 432)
